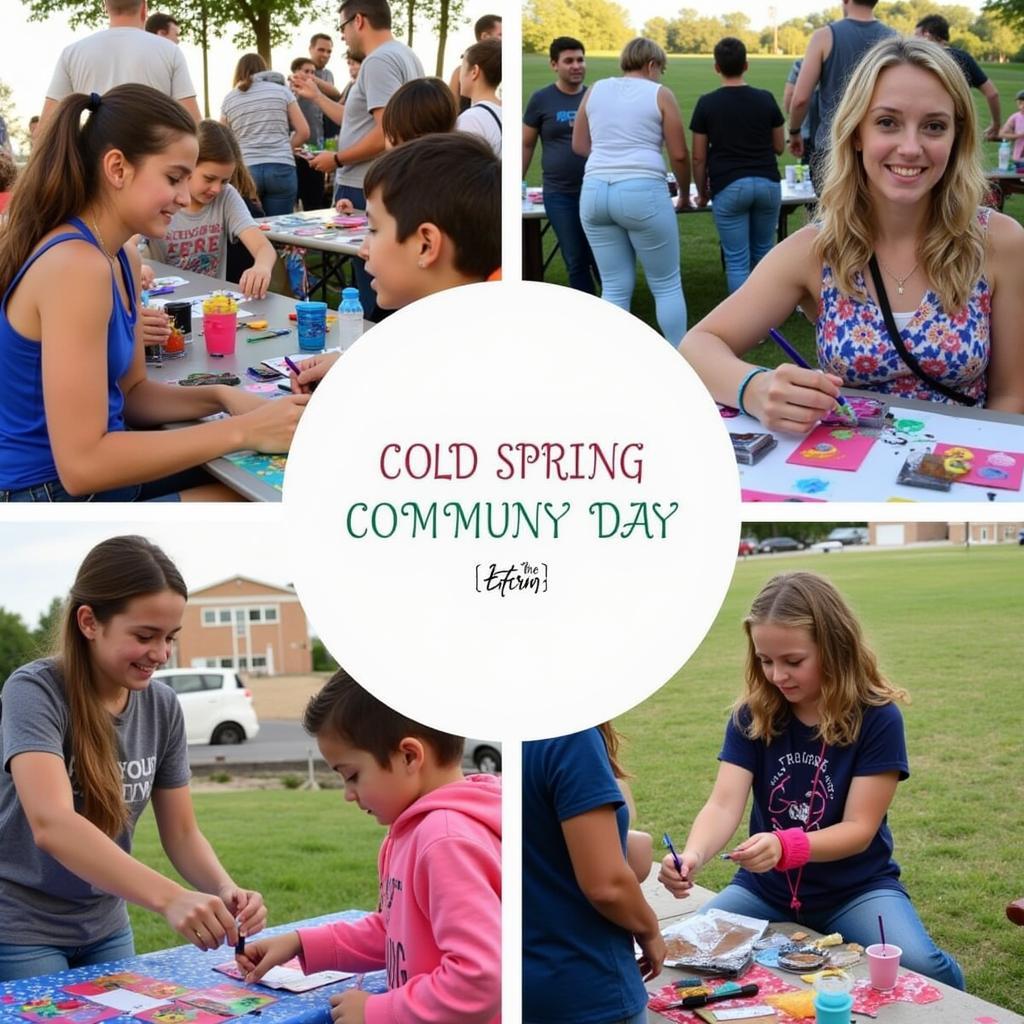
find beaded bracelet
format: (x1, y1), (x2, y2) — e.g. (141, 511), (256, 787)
(737, 367), (769, 416)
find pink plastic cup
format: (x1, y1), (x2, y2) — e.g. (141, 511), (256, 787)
(866, 943), (902, 990)
(203, 312), (237, 356)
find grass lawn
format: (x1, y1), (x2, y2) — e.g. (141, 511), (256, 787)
(127, 790), (385, 953)
(522, 54), (1024, 359)
(615, 542), (1024, 1012)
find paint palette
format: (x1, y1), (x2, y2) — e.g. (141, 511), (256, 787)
(930, 444), (1024, 491)
(786, 425), (877, 473)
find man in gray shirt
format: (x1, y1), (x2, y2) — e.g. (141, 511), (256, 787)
(786, 0), (894, 188)
(299, 0), (423, 317)
(42, 0), (200, 126)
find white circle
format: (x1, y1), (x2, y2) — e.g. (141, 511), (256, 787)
(283, 282), (740, 741)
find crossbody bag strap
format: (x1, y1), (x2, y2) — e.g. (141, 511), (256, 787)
(867, 255), (977, 407)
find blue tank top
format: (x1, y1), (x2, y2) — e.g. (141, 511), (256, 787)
(0, 217), (137, 490)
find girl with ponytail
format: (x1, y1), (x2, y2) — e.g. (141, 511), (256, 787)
(0, 536), (266, 979)
(0, 84), (307, 503)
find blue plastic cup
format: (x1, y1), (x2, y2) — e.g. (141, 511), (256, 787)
(295, 301), (328, 351)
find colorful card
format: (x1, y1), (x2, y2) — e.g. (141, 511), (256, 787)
(741, 489), (826, 503)
(119, 979), (193, 1001)
(223, 452), (287, 491)
(931, 443), (1024, 491)
(134, 1004), (227, 1024)
(16, 998), (121, 1024)
(213, 960), (353, 992)
(179, 985), (276, 1016)
(785, 424), (877, 472)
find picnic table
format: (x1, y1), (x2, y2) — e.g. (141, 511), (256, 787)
(522, 180), (817, 282)
(721, 386), (1024, 503)
(145, 262), (370, 502)
(641, 877), (1023, 1023)
(0, 911), (384, 1024)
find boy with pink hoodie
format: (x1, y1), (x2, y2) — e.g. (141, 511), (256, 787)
(238, 670), (501, 1024)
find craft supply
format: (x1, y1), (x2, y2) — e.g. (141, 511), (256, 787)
(295, 300), (328, 351)
(663, 832), (683, 875)
(720, 852), (734, 860)
(767, 328), (857, 424)
(878, 916), (886, 952)
(671, 983), (759, 1010)
(897, 452), (954, 491)
(246, 320), (269, 330)
(247, 330), (292, 343)
(777, 945), (828, 972)
(731, 432), (777, 466)
(147, 285), (175, 296)
(787, 424), (876, 473)
(812, 971), (853, 1024)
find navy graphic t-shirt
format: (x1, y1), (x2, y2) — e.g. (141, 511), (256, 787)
(523, 83), (588, 196)
(721, 702), (909, 914)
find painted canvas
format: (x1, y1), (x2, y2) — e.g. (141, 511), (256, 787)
(931, 443), (1024, 492)
(786, 425), (877, 473)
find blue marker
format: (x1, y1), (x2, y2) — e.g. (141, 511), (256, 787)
(662, 832), (683, 875)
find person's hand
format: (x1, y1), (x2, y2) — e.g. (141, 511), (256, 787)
(984, 124), (1000, 142)
(695, 190), (710, 209)
(239, 393), (309, 452)
(218, 882), (267, 939)
(729, 832), (783, 873)
(745, 364), (844, 434)
(140, 306), (171, 345)
(788, 135), (804, 158)
(289, 73), (318, 100)
(238, 266), (271, 299)
(635, 929), (667, 981)
(334, 198), (355, 214)
(139, 263), (156, 290)
(309, 151), (338, 174)
(291, 351), (341, 394)
(657, 850), (700, 899)
(219, 387), (273, 417)
(237, 931), (302, 983)
(329, 990), (370, 1024)
(163, 888), (239, 951)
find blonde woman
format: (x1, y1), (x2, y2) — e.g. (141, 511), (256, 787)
(657, 571), (963, 988)
(221, 54), (308, 215)
(680, 37), (1024, 432)
(572, 37), (691, 345)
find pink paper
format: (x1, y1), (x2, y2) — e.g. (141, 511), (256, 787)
(648, 965), (803, 1022)
(786, 424), (877, 472)
(16, 998), (121, 1024)
(134, 1004), (227, 1024)
(333, 217), (367, 228)
(931, 443), (1024, 491)
(64, 974), (148, 997)
(851, 971), (942, 1018)
(741, 489), (826, 503)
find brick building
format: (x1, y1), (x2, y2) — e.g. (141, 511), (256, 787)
(868, 522), (1023, 546)
(174, 576), (312, 675)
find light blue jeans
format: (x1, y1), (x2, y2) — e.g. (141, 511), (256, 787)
(711, 176), (782, 294)
(0, 925), (135, 980)
(580, 176), (686, 345)
(704, 884), (964, 990)
(250, 162), (298, 216)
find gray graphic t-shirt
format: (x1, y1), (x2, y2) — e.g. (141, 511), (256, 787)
(0, 659), (191, 944)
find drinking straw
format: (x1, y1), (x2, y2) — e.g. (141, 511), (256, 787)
(878, 914), (887, 953)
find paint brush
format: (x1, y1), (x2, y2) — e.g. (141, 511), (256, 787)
(662, 832), (683, 875)
(767, 328), (858, 425)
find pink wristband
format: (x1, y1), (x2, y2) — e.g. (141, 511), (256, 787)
(774, 828), (811, 871)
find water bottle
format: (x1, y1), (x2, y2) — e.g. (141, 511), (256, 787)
(998, 140), (1011, 171)
(338, 287), (364, 348)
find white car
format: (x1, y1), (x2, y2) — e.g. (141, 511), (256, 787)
(810, 539), (845, 553)
(153, 668), (260, 745)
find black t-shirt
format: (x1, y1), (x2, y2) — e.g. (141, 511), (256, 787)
(947, 46), (988, 89)
(689, 85), (784, 197)
(523, 83), (588, 195)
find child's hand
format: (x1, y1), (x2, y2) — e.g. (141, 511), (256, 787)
(139, 262), (156, 290)
(729, 832), (783, 873)
(239, 267), (271, 300)
(657, 850), (700, 899)
(140, 306), (171, 344)
(239, 393), (309, 453)
(329, 989), (370, 1024)
(237, 931), (302, 982)
(217, 882), (267, 939)
(334, 198), (355, 214)
(745, 364), (844, 434)
(291, 351), (341, 394)
(635, 929), (666, 981)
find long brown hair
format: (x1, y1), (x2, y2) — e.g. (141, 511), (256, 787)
(597, 722), (629, 779)
(736, 572), (908, 747)
(233, 53), (267, 91)
(195, 119), (258, 203)
(0, 85), (196, 295)
(55, 536), (187, 838)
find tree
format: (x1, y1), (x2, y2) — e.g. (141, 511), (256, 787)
(777, 25), (809, 53)
(0, 610), (36, 693)
(523, 0), (631, 54)
(310, 637), (338, 672)
(33, 597), (64, 652)
(644, 16), (670, 47)
(983, 0), (1024, 34)
(0, 79), (26, 155)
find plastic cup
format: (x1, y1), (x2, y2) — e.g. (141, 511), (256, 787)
(162, 325), (186, 359)
(203, 312), (238, 356)
(785, 165), (797, 185)
(295, 301), (328, 351)
(866, 943), (902, 990)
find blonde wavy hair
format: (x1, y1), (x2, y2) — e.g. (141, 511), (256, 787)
(813, 36), (989, 314)
(735, 572), (908, 747)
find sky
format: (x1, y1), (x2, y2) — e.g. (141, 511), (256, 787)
(0, 518), (296, 627)
(0, 2), (496, 143)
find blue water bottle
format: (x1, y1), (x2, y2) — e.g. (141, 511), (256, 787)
(813, 973), (853, 1024)
(338, 287), (363, 348)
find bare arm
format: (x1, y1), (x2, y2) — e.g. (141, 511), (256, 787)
(448, 64), (462, 100)
(985, 212), (1024, 413)
(659, 86), (690, 199)
(39, 97), (59, 127)
(782, 80), (795, 114)
(234, 225), (278, 299)
(287, 100), (310, 150)
(789, 28), (829, 154)
(180, 96), (202, 124)
(314, 75), (342, 101)
(152, 786), (266, 935)
(11, 752), (239, 949)
(523, 123), (540, 178)
(293, 74), (344, 128)
(691, 132), (709, 204)
(980, 80), (1001, 140)
(334, 107), (386, 165)
(571, 92), (591, 158)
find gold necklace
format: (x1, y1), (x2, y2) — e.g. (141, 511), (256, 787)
(89, 217), (117, 261)
(876, 257), (919, 296)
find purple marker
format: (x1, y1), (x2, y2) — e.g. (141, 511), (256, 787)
(283, 354), (318, 393)
(147, 285), (175, 296)
(767, 327), (857, 424)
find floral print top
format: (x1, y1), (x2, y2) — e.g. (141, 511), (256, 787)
(816, 209), (991, 405)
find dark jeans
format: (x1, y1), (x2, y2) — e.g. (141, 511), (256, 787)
(334, 183), (383, 321)
(295, 155), (328, 212)
(544, 189), (598, 294)
(0, 466), (210, 502)
(251, 162), (298, 216)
